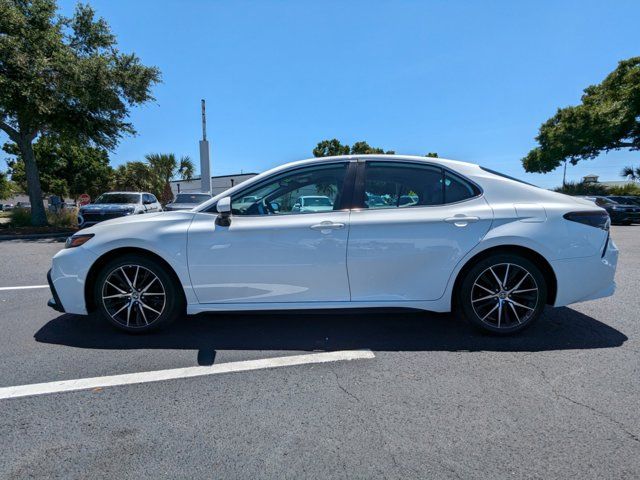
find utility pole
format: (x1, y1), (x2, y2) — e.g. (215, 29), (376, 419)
(199, 99), (211, 194)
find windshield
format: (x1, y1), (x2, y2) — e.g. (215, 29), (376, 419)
(174, 193), (210, 204)
(94, 193), (140, 204)
(303, 197), (332, 206)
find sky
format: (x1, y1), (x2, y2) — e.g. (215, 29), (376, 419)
(3, 0), (639, 188)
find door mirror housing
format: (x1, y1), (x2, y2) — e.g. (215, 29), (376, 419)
(216, 196), (232, 226)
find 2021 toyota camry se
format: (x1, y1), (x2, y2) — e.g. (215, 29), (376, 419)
(48, 155), (618, 335)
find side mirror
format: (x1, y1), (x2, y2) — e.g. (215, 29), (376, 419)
(216, 196), (232, 226)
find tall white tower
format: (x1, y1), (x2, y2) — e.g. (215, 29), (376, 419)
(199, 99), (211, 194)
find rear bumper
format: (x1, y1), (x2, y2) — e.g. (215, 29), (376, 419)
(551, 238), (618, 306)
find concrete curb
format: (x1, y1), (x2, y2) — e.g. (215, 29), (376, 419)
(0, 231), (73, 241)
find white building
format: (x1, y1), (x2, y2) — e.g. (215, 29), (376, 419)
(170, 173), (258, 198)
(582, 174), (635, 189)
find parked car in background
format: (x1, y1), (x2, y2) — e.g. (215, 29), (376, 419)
(51, 155), (618, 336)
(78, 192), (161, 228)
(15, 202), (31, 209)
(579, 195), (640, 225)
(164, 192), (212, 211)
(606, 195), (640, 207)
(292, 195), (334, 213)
(0, 203), (14, 211)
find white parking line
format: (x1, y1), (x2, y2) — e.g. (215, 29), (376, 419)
(0, 285), (48, 291)
(0, 350), (375, 400)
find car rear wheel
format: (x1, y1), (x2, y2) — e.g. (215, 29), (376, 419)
(458, 254), (547, 335)
(94, 254), (184, 333)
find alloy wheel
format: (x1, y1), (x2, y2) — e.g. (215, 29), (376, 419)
(101, 264), (166, 328)
(470, 262), (539, 329)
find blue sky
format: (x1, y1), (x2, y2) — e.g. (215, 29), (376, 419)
(3, 0), (640, 188)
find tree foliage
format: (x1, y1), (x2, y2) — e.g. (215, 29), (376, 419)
(607, 183), (640, 195)
(144, 153), (194, 204)
(114, 153), (194, 204)
(552, 181), (609, 196)
(313, 139), (395, 157)
(312, 139), (439, 158)
(3, 135), (114, 199)
(523, 57), (640, 173)
(312, 139), (351, 157)
(0, 171), (16, 200)
(0, 0), (160, 225)
(620, 165), (640, 182)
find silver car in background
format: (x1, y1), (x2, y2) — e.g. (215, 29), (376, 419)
(164, 193), (212, 211)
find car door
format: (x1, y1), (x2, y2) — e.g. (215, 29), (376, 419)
(347, 160), (493, 301)
(187, 161), (354, 304)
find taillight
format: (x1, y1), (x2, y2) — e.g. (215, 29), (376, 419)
(563, 211), (610, 230)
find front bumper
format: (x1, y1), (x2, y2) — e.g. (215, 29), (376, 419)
(47, 269), (65, 313)
(551, 238), (619, 306)
(48, 246), (99, 315)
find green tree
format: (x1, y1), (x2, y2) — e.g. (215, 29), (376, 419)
(114, 154), (194, 204)
(113, 161), (155, 193)
(4, 135), (114, 199)
(0, 171), (16, 200)
(620, 165), (640, 182)
(313, 139), (394, 157)
(144, 153), (194, 204)
(0, 0), (160, 225)
(312, 139), (351, 157)
(523, 57), (640, 174)
(425, 152), (439, 158)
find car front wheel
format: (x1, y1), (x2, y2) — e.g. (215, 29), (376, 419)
(458, 254), (547, 335)
(94, 254), (184, 333)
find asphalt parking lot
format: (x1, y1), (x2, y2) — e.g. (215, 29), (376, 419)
(0, 227), (638, 479)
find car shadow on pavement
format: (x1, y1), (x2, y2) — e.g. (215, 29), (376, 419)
(34, 306), (627, 354)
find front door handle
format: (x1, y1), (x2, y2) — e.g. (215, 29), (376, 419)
(310, 221), (345, 231)
(444, 215), (480, 227)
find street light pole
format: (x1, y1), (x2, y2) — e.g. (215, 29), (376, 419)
(199, 99), (211, 194)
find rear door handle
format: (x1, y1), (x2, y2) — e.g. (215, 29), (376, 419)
(310, 221), (345, 231)
(444, 215), (480, 226)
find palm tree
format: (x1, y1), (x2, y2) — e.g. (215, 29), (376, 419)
(145, 153), (195, 204)
(620, 165), (640, 182)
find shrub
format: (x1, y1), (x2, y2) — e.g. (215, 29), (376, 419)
(607, 183), (640, 195)
(46, 208), (78, 228)
(553, 181), (609, 196)
(9, 207), (32, 227)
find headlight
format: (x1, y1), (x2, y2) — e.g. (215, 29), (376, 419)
(65, 234), (94, 249)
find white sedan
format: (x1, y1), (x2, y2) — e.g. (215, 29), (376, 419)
(48, 155), (618, 335)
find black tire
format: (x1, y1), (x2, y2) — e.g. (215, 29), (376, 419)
(457, 253), (547, 335)
(94, 254), (184, 333)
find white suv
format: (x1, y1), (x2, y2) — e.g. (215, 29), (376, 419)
(78, 192), (162, 228)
